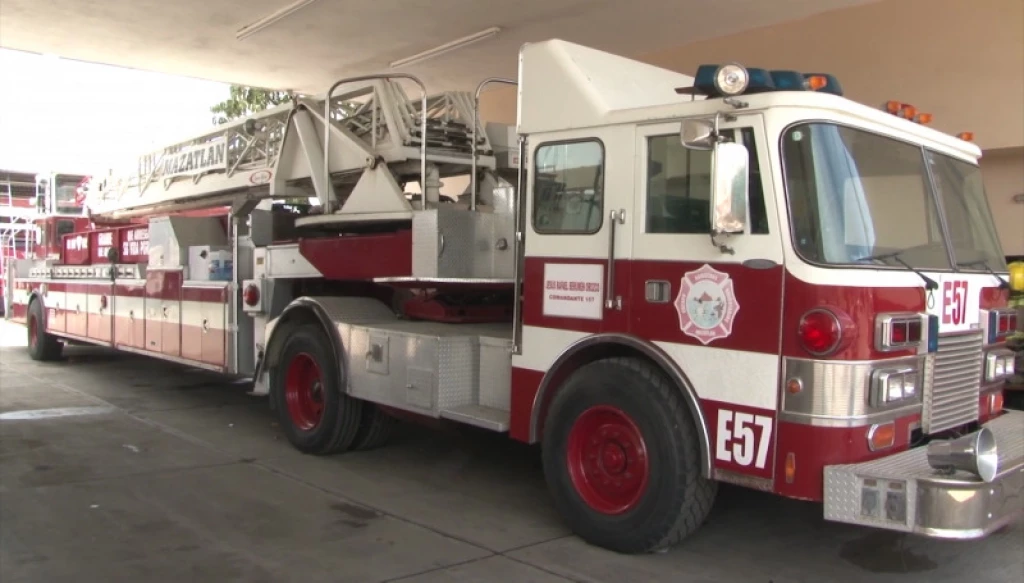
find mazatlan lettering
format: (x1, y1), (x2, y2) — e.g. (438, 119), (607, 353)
(139, 138), (227, 178)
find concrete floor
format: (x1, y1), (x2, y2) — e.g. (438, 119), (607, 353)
(0, 320), (1021, 583)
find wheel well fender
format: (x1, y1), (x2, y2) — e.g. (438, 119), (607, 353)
(529, 333), (712, 478)
(262, 297), (348, 394)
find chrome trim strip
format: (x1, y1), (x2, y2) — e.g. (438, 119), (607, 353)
(511, 135), (527, 354)
(782, 355), (925, 419)
(528, 332), (712, 478)
(779, 404), (920, 428)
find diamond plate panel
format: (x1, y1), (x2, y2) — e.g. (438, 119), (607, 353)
(479, 334), (513, 411)
(825, 410), (1024, 535)
(343, 319), (509, 416)
(436, 335), (477, 411)
(825, 458), (919, 533)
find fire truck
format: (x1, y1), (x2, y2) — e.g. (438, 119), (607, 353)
(3, 40), (1022, 553)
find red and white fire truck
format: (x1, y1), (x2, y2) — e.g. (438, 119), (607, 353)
(3, 40), (1021, 553)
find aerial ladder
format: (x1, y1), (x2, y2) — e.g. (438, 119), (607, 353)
(85, 77), (520, 227)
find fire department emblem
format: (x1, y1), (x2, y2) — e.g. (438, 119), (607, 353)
(673, 264), (740, 345)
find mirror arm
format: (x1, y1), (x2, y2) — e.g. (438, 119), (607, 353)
(709, 232), (735, 255)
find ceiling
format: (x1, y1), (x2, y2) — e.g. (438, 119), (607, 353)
(0, 0), (879, 95)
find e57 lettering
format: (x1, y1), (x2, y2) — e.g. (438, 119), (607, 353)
(716, 409), (773, 470)
(942, 280), (968, 325)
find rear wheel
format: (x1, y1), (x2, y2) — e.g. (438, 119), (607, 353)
(27, 298), (62, 361)
(271, 323), (363, 455)
(351, 404), (398, 451)
(542, 357), (716, 554)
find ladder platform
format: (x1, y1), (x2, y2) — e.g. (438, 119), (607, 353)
(440, 405), (510, 432)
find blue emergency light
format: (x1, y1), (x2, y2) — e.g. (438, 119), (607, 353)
(693, 63), (843, 98)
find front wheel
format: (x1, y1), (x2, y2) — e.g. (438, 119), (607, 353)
(542, 357), (717, 554)
(271, 323), (363, 455)
(27, 298), (62, 361)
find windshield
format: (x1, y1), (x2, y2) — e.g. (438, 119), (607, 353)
(926, 152), (1008, 271)
(781, 122), (1005, 272)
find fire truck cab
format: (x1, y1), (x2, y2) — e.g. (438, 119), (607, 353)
(4, 40), (1021, 554)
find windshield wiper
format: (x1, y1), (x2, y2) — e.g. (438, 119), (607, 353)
(861, 250), (939, 290)
(957, 259), (1010, 289)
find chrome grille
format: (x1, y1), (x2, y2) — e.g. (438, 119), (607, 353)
(923, 331), (983, 433)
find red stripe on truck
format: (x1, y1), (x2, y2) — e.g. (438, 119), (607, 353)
(181, 285), (228, 303)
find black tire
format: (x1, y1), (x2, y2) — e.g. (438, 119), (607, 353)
(271, 323), (363, 455)
(27, 299), (62, 361)
(541, 357), (717, 554)
(350, 404), (398, 451)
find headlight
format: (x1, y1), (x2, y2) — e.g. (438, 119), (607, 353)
(871, 367), (919, 407)
(714, 63), (750, 96)
(986, 349), (1015, 381)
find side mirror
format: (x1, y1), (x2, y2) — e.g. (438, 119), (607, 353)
(106, 247), (119, 263)
(710, 141), (749, 235)
(680, 118), (716, 150)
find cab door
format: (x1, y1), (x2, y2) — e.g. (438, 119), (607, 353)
(627, 114), (786, 486)
(518, 130), (633, 354)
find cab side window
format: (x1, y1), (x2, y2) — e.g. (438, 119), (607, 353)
(56, 220), (75, 237)
(645, 128), (769, 234)
(533, 139), (605, 234)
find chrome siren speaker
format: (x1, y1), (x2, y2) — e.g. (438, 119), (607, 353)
(926, 427), (999, 483)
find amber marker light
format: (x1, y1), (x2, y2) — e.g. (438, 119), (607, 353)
(786, 378), (803, 394)
(785, 453), (797, 484)
(805, 75), (828, 91)
(868, 422), (896, 451)
(989, 392), (1004, 416)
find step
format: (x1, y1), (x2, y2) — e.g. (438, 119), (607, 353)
(440, 404), (510, 432)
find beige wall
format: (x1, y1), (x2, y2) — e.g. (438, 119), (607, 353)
(483, 0), (1023, 150)
(981, 148), (1024, 257)
(477, 0), (1023, 255)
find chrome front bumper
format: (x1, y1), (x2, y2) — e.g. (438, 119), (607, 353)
(823, 410), (1024, 539)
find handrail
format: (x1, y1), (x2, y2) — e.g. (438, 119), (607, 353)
(323, 74), (428, 211)
(471, 77), (517, 211)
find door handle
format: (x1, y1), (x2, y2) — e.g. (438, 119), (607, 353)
(605, 209), (626, 310)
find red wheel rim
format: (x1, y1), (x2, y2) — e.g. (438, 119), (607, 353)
(566, 405), (650, 514)
(284, 353), (325, 431)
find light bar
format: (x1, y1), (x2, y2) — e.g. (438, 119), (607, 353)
(390, 27), (501, 69)
(692, 64), (843, 98)
(237, 0), (320, 41)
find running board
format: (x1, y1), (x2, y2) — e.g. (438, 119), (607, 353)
(440, 405), (509, 431)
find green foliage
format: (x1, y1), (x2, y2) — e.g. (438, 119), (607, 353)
(211, 85), (291, 125)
